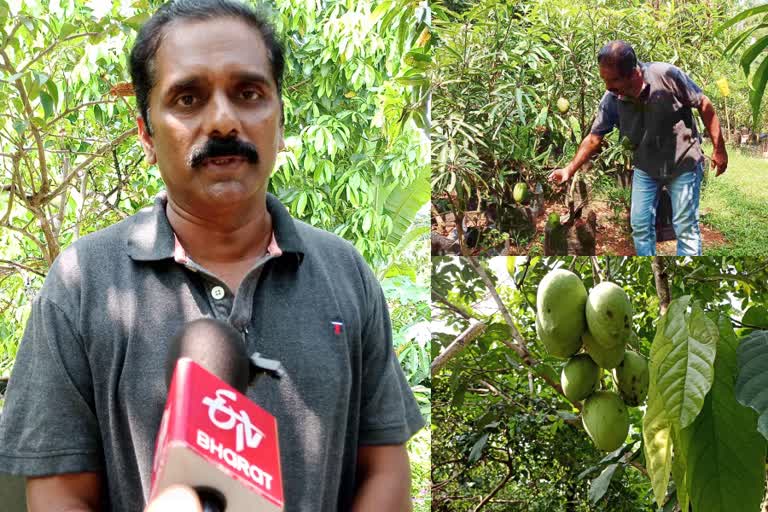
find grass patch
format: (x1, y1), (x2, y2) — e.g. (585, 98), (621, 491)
(701, 145), (768, 256)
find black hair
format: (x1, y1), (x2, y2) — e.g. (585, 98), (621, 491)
(128, 0), (285, 135)
(597, 40), (638, 78)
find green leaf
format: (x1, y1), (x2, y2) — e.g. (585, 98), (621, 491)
(59, 22), (77, 38)
(716, 4), (768, 36)
(46, 80), (59, 108)
(362, 211), (373, 233)
(742, 306), (768, 329)
(680, 317), (767, 512)
(643, 379), (673, 507)
(649, 296), (718, 431)
(382, 164), (429, 247)
(39, 91), (54, 118)
(735, 330), (768, 440)
(670, 450), (688, 512)
(12, 120), (27, 136)
(515, 88), (526, 124)
(740, 34), (768, 77)
(296, 192), (308, 217)
(748, 54), (768, 129)
(467, 432), (489, 465)
(122, 13), (149, 30)
(588, 463), (619, 504)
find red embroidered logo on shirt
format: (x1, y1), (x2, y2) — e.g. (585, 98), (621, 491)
(331, 321), (343, 335)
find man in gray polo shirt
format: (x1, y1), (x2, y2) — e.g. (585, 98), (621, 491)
(0, 0), (423, 510)
(548, 40), (728, 255)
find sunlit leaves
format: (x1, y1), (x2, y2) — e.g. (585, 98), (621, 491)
(643, 380), (673, 507)
(649, 296), (718, 432)
(680, 317), (766, 512)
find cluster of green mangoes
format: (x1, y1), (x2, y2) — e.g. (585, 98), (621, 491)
(536, 269), (649, 451)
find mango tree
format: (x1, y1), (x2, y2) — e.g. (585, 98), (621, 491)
(431, 256), (768, 511)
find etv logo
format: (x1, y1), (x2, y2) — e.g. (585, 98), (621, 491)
(202, 389), (266, 452)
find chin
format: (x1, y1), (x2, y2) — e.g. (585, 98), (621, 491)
(202, 182), (259, 205)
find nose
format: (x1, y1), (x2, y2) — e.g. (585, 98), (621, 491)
(203, 90), (241, 137)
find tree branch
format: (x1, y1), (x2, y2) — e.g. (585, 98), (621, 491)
(652, 256), (671, 316)
(467, 256), (528, 349)
(472, 465), (513, 512)
(18, 32), (101, 74)
(43, 99), (117, 130)
(0, 49), (50, 197)
(464, 257), (575, 405)
(431, 289), (480, 320)
(41, 127), (137, 204)
(431, 321), (487, 375)
(0, 259), (46, 277)
(590, 256), (604, 283)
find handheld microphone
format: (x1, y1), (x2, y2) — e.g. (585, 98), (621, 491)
(150, 318), (285, 511)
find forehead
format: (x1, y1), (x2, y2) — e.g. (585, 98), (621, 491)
(599, 63), (622, 81)
(152, 17), (275, 89)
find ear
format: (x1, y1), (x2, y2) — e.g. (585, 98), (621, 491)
(137, 115), (157, 165)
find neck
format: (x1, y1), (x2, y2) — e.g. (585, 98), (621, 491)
(165, 194), (272, 264)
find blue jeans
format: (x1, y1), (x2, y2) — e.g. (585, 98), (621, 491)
(630, 163), (703, 256)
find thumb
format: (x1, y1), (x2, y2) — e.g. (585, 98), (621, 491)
(146, 485), (203, 512)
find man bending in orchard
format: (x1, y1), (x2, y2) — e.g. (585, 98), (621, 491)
(548, 40), (728, 256)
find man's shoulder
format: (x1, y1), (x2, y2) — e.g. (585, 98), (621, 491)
(291, 219), (378, 288)
(43, 208), (147, 296)
(644, 62), (686, 80)
(293, 219), (364, 263)
(57, 211), (141, 265)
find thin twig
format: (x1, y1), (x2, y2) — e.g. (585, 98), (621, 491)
(652, 256), (671, 316)
(431, 289), (480, 320)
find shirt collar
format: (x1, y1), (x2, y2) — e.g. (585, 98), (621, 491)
(126, 191), (305, 265)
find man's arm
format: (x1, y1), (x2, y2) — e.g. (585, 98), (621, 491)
(352, 444), (412, 511)
(698, 94), (728, 176)
(27, 472), (102, 512)
(547, 133), (604, 184)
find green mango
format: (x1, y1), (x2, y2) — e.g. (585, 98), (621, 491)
(536, 269), (587, 358)
(582, 330), (625, 369)
(585, 282), (633, 349)
(561, 354), (601, 402)
(513, 182), (530, 203)
(612, 351), (649, 406)
(582, 391), (629, 451)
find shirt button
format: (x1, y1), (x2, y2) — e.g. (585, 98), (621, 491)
(211, 286), (226, 300)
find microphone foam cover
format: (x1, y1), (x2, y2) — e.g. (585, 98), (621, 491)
(166, 318), (250, 393)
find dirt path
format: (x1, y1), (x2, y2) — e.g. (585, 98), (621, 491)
(433, 199), (728, 255)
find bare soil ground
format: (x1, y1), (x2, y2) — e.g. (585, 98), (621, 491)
(432, 199), (728, 256)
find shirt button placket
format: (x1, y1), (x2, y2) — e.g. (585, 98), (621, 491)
(211, 286), (226, 300)
(209, 285), (231, 319)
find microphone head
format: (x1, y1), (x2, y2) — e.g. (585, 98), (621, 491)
(166, 318), (250, 393)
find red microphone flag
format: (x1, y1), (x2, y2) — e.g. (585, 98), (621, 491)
(150, 358), (284, 511)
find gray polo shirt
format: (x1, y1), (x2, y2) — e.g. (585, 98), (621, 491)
(591, 62), (704, 181)
(0, 193), (424, 511)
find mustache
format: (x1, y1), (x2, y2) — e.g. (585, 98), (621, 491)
(188, 137), (259, 168)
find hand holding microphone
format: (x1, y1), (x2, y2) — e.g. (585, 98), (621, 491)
(145, 485), (202, 512)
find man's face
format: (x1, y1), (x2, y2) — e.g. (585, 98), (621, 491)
(599, 63), (642, 98)
(137, 17), (284, 210)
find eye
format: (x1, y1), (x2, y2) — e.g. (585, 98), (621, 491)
(240, 88), (262, 101)
(177, 94), (197, 107)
